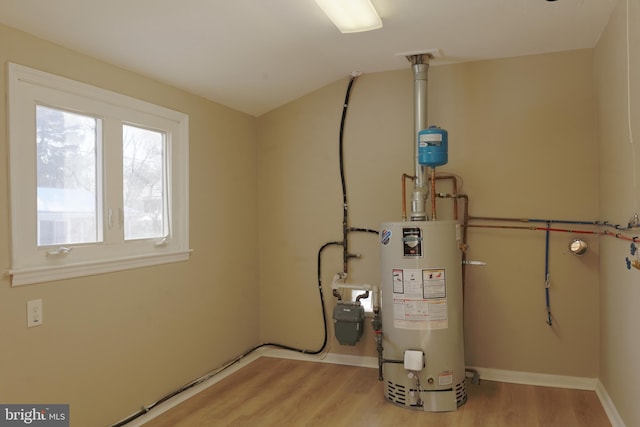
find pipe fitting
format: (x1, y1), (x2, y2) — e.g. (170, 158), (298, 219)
(410, 188), (428, 221)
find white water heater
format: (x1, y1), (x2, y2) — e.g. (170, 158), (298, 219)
(379, 220), (466, 411)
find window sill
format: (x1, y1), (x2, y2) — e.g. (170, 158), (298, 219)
(7, 250), (192, 287)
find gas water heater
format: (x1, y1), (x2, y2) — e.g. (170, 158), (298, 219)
(379, 221), (466, 411)
(376, 52), (466, 412)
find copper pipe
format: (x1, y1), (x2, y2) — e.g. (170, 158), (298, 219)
(458, 194), (469, 243)
(460, 194), (470, 292)
(469, 216), (530, 223)
(432, 174), (459, 220)
(465, 224), (537, 231)
(465, 223), (640, 242)
(465, 223), (602, 234)
(469, 216), (600, 226)
(435, 192), (470, 292)
(430, 168), (437, 220)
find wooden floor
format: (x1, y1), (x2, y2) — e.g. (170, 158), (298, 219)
(142, 357), (611, 427)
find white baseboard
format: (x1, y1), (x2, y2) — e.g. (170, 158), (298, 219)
(595, 380), (626, 427)
(122, 348), (622, 427)
(258, 347), (378, 368)
(465, 365), (598, 391)
(262, 350), (599, 391)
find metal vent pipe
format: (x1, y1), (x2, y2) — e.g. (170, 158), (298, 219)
(407, 53), (431, 221)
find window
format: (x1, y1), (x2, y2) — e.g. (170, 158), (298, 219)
(36, 106), (100, 246)
(8, 63), (190, 286)
(122, 124), (167, 241)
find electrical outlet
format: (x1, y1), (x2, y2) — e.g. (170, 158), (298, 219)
(27, 299), (43, 328)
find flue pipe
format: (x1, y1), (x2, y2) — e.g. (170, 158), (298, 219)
(407, 53), (431, 221)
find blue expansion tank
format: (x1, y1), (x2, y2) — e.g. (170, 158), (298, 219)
(418, 126), (448, 167)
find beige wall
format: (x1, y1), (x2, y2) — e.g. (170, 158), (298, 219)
(0, 24), (260, 426)
(596, 0), (640, 426)
(456, 51), (600, 377)
(258, 49), (600, 375)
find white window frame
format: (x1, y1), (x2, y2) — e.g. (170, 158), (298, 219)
(7, 63), (190, 286)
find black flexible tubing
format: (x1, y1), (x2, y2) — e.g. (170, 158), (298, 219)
(340, 75), (358, 273)
(255, 240), (342, 355)
(348, 227), (379, 235)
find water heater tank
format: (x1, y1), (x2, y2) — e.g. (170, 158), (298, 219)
(418, 126), (448, 167)
(379, 220), (466, 411)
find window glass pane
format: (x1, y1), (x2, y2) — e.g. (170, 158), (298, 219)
(123, 124), (166, 240)
(36, 105), (99, 246)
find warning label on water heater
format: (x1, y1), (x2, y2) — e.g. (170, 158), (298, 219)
(391, 268), (448, 330)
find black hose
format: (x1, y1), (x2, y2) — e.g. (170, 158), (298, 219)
(261, 240), (342, 354)
(348, 227), (379, 235)
(340, 76), (358, 273)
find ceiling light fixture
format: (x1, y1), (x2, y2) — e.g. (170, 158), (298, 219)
(314, 0), (383, 33)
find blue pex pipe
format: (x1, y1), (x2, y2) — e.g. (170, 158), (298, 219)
(544, 222), (552, 326)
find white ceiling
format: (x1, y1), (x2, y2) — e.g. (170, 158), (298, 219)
(0, 0), (618, 116)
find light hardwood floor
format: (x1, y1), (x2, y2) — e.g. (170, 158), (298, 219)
(141, 357), (611, 427)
